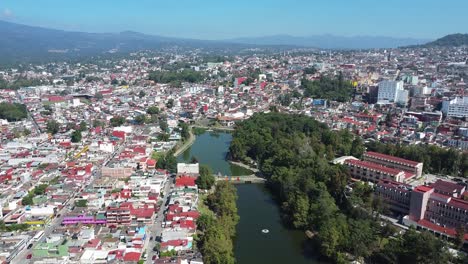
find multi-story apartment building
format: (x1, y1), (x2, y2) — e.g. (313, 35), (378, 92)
(375, 180), (412, 214)
(379, 179), (468, 242)
(345, 159), (406, 183)
(106, 202), (155, 227)
(106, 204), (132, 227)
(363, 151), (423, 178)
(442, 97), (468, 118)
(378, 80), (407, 105)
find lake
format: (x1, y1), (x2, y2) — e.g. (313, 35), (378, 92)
(177, 132), (321, 263)
(177, 132), (253, 176)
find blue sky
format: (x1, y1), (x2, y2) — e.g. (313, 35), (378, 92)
(0, 0), (466, 40)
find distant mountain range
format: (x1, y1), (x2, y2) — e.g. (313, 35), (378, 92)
(0, 20), (263, 64)
(227, 34), (431, 49)
(0, 20), (465, 64)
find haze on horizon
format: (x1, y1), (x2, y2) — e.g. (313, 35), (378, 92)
(0, 0), (466, 40)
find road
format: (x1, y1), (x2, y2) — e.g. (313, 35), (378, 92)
(14, 90), (42, 134)
(173, 129), (195, 157)
(146, 176), (174, 264)
(12, 127), (142, 263)
(12, 198), (74, 264)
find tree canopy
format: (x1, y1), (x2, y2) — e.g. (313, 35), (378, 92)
(196, 165), (216, 190)
(366, 141), (468, 177)
(46, 120), (60, 134)
(0, 102), (27, 121)
(301, 73), (354, 102)
(197, 181), (238, 264)
(110, 116), (126, 127)
(229, 112), (449, 262)
(148, 69), (204, 85)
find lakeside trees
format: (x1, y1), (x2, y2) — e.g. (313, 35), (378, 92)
(196, 165), (216, 190)
(197, 181), (238, 264)
(229, 112), (453, 263)
(155, 150), (177, 173)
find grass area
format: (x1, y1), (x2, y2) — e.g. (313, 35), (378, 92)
(80, 98), (91, 105)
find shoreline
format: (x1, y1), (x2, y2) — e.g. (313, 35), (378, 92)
(173, 128), (195, 157)
(228, 160), (259, 174)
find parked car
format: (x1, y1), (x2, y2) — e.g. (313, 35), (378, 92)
(26, 254), (32, 259)
(27, 244), (33, 249)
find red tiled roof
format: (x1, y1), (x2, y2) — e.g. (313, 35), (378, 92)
(345, 159), (403, 175)
(364, 151), (420, 166)
(146, 159), (156, 166)
(448, 197), (468, 211)
(414, 185), (434, 193)
(175, 176), (196, 187)
(123, 252), (141, 262)
(161, 239), (188, 248)
(432, 179), (465, 194)
(84, 238), (100, 248)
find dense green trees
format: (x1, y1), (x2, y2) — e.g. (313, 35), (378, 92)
(134, 115), (147, 125)
(46, 120), (60, 134)
(371, 227), (452, 264)
(0, 77), (43, 90)
(147, 106), (160, 115)
(0, 102), (27, 121)
(71, 130), (82, 143)
(159, 120), (168, 132)
(301, 74), (354, 102)
(197, 181), (238, 264)
(110, 116), (126, 127)
(148, 69), (204, 85)
(156, 151), (177, 173)
(22, 184), (48, 206)
(180, 123), (190, 141)
(79, 121), (87, 131)
(229, 112), (449, 263)
(303, 67), (318, 75)
(366, 141), (468, 177)
(196, 165), (216, 190)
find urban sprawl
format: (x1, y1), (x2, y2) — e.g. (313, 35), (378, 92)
(1, 45), (468, 263)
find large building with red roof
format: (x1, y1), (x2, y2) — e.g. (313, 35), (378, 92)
(377, 179), (468, 242)
(363, 151), (423, 178)
(345, 159), (406, 183)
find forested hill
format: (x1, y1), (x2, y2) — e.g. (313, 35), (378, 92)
(412, 33), (468, 48)
(229, 112), (455, 263)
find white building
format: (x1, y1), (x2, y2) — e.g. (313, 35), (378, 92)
(377, 80), (405, 103)
(177, 163), (199, 175)
(442, 97), (468, 117)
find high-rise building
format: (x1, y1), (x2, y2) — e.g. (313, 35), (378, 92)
(441, 97), (468, 117)
(377, 80), (405, 104)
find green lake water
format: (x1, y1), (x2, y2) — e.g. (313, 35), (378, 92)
(178, 132), (321, 263)
(177, 132), (253, 176)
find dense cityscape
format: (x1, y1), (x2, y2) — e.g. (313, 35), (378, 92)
(0, 3), (468, 263)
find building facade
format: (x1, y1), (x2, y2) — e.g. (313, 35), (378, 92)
(375, 180), (412, 214)
(363, 151), (423, 178)
(345, 159), (406, 183)
(377, 80), (404, 103)
(442, 97), (468, 117)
